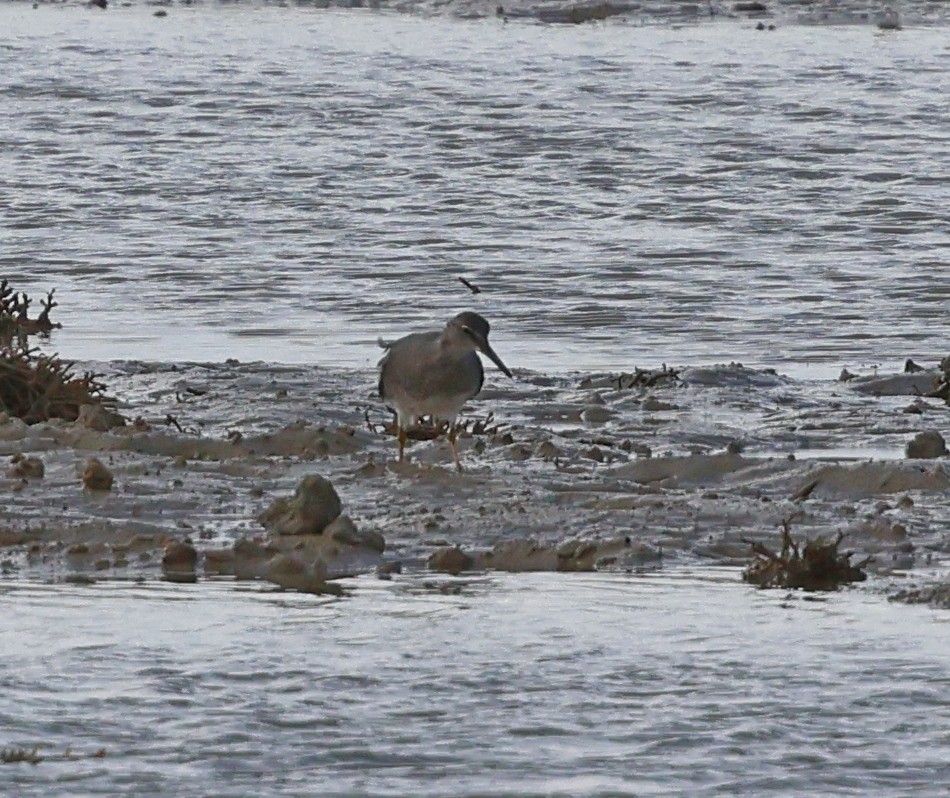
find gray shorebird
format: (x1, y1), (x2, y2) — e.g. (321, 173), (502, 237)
(378, 311), (513, 471)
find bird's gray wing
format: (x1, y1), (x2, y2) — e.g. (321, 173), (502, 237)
(378, 348), (391, 399)
(469, 351), (485, 397)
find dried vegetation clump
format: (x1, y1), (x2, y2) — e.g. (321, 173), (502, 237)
(743, 519), (871, 591)
(0, 279), (62, 341)
(611, 365), (680, 390)
(0, 279), (118, 424)
(0, 345), (116, 424)
(578, 365), (680, 391)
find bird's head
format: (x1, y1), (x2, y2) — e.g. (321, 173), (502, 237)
(447, 312), (513, 377)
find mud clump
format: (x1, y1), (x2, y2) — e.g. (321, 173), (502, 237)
(479, 539), (559, 571)
(265, 553), (342, 596)
(579, 365), (679, 391)
(7, 453), (44, 479)
(211, 527), (381, 595)
(905, 430), (947, 459)
(81, 458), (114, 491)
(428, 546), (474, 575)
(428, 536), (662, 575)
(78, 402), (126, 432)
(890, 582), (950, 609)
(258, 474), (342, 535)
(743, 519), (870, 591)
(201, 475), (382, 594)
(325, 514), (384, 552)
(226, 538), (272, 580)
(162, 540), (198, 583)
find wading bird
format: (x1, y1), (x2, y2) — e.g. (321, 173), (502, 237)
(378, 311), (512, 471)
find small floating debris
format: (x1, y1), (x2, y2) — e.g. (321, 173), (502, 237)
(734, 0), (767, 11)
(458, 276), (481, 295)
(742, 518), (870, 591)
(532, 1), (630, 23)
(1, 745), (107, 765)
(1, 747), (42, 765)
(876, 7), (901, 30)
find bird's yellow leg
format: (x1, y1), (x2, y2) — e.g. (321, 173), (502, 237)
(398, 426), (407, 462)
(448, 424), (462, 473)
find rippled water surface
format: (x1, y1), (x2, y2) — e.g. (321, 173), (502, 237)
(3, 571), (949, 797)
(3, 9), (949, 794)
(2, 4), (948, 370)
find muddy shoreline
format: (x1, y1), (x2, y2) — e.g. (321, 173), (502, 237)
(16, 0), (950, 29)
(2, 357), (947, 604)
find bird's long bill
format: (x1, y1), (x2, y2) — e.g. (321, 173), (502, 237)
(472, 334), (513, 378)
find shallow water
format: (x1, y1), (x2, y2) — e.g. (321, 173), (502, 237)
(3, 6), (949, 793)
(3, 4), (949, 371)
(3, 570), (949, 797)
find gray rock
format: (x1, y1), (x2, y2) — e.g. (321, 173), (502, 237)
(535, 440), (563, 459)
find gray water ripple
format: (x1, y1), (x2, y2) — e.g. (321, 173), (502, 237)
(5, 570), (945, 797)
(3, 6), (949, 373)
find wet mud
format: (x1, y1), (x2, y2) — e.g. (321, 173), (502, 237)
(2, 358), (947, 601)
